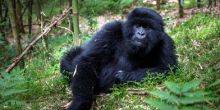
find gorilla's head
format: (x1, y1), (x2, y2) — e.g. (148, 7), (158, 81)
(123, 8), (165, 53)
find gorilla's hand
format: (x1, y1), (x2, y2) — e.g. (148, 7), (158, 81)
(115, 69), (150, 83)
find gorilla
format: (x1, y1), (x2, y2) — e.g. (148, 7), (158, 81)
(60, 7), (177, 110)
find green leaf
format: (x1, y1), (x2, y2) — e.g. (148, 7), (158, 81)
(0, 80), (5, 86)
(183, 91), (210, 97)
(164, 81), (181, 94)
(208, 79), (220, 88)
(179, 106), (199, 110)
(1, 89), (27, 96)
(181, 80), (201, 92)
(119, 0), (133, 7)
(179, 97), (215, 104)
(3, 99), (26, 106)
(144, 99), (177, 110)
(149, 91), (180, 104)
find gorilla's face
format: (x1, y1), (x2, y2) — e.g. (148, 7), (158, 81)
(123, 8), (164, 53)
(131, 24), (152, 47)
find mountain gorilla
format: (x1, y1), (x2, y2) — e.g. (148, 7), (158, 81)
(60, 7), (177, 110)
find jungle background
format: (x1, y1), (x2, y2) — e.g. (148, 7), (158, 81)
(0, 0), (220, 110)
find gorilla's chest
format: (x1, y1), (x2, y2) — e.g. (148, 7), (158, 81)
(108, 50), (159, 71)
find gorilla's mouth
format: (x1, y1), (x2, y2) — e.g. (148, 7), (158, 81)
(133, 40), (143, 46)
(132, 37), (147, 47)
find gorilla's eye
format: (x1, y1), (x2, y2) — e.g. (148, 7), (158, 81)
(134, 24), (150, 30)
(144, 26), (150, 30)
(141, 25), (150, 29)
(134, 24), (141, 28)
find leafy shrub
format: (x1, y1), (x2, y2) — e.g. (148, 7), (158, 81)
(207, 79), (220, 96)
(171, 14), (220, 40)
(144, 79), (215, 110)
(79, 0), (134, 17)
(185, 0), (209, 8)
(0, 35), (16, 70)
(0, 68), (28, 109)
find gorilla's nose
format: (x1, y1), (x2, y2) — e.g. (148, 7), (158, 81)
(135, 27), (146, 39)
(136, 31), (146, 39)
(137, 31), (145, 36)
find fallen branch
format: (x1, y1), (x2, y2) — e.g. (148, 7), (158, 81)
(127, 88), (149, 96)
(5, 8), (71, 73)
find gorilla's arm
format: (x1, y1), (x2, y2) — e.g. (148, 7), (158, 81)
(116, 34), (177, 83)
(115, 66), (169, 83)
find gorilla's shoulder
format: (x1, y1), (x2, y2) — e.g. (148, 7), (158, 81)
(100, 20), (123, 33)
(93, 20), (123, 40)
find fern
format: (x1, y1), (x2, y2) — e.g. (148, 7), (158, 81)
(164, 81), (181, 94)
(144, 99), (177, 110)
(181, 80), (201, 92)
(118, 0), (134, 7)
(144, 79), (215, 110)
(0, 68), (28, 109)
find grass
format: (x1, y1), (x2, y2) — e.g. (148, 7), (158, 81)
(0, 13), (220, 110)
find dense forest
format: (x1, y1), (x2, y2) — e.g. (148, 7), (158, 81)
(0, 0), (220, 110)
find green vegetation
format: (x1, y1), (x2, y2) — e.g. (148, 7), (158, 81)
(145, 80), (215, 110)
(185, 0), (209, 8)
(0, 69), (27, 109)
(79, 0), (134, 17)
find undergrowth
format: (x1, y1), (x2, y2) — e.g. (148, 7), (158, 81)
(79, 0), (134, 17)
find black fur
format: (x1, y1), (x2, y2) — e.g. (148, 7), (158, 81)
(60, 7), (177, 110)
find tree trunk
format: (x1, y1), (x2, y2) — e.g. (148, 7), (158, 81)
(68, 0), (74, 31)
(197, 0), (201, 8)
(0, 0), (2, 35)
(15, 0), (25, 33)
(0, 0), (4, 38)
(72, 0), (80, 45)
(28, 0), (33, 38)
(156, 0), (160, 10)
(6, 0), (24, 68)
(214, 0), (217, 6)
(0, 0), (2, 20)
(0, 0), (8, 39)
(35, 0), (41, 21)
(208, 0), (212, 7)
(41, 15), (48, 49)
(178, 0), (184, 18)
(59, 0), (62, 14)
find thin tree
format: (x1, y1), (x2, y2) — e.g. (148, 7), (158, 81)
(0, 0), (2, 20)
(72, 0), (80, 45)
(35, 0), (41, 21)
(15, 0), (25, 33)
(68, 0), (74, 31)
(156, 0), (160, 10)
(0, 0), (3, 36)
(28, 0), (33, 38)
(197, 0), (201, 8)
(0, 0), (8, 39)
(6, 0), (24, 68)
(178, 0), (184, 18)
